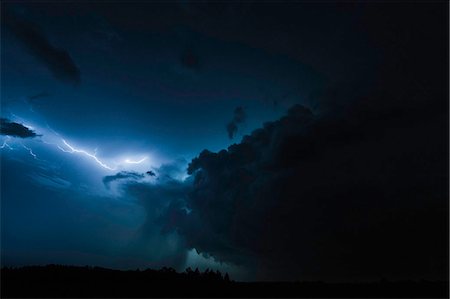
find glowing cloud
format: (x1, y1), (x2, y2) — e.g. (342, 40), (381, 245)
(124, 157), (147, 164)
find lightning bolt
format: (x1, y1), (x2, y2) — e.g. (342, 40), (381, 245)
(58, 139), (116, 170)
(124, 157), (147, 164)
(46, 123), (60, 136)
(2, 116), (149, 171)
(1, 136), (14, 150)
(1, 141), (13, 150)
(21, 144), (37, 159)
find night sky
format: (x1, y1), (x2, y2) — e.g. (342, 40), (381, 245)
(1, 2), (448, 282)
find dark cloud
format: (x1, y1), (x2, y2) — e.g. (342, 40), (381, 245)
(0, 118), (39, 138)
(226, 106), (246, 139)
(154, 82), (447, 281)
(101, 3), (446, 282)
(102, 171), (144, 189)
(3, 9), (81, 86)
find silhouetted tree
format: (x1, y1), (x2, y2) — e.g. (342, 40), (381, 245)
(1, 265), (447, 298)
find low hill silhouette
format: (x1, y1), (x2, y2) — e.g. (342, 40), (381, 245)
(1, 265), (448, 298)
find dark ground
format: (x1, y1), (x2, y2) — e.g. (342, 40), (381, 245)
(1, 265), (448, 298)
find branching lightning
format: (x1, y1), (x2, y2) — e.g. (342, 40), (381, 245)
(1, 141), (13, 150)
(2, 114), (151, 171)
(58, 139), (116, 170)
(1, 135), (39, 159)
(1, 136), (14, 150)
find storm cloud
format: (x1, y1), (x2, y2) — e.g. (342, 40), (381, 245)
(3, 9), (81, 86)
(0, 118), (39, 138)
(120, 162), (194, 271)
(1, 1), (446, 285)
(154, 86), (447, 281)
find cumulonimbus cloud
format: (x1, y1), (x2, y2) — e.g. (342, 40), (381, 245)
(152, 92), (447, 281)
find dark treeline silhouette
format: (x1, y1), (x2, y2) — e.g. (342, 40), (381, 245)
(1, 265), (448, 298)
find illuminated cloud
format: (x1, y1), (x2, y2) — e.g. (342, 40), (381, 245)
(125, 157), (148, 164)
